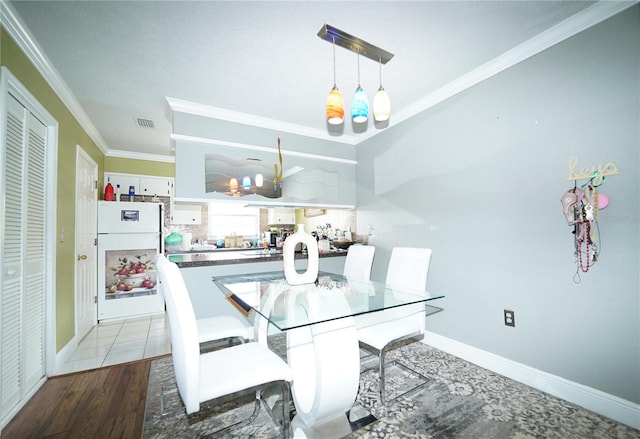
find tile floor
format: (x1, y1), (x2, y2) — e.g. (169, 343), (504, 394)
(56, 313), (171, 375)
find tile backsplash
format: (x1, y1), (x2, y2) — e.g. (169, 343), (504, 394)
(164, 202), (357, 247)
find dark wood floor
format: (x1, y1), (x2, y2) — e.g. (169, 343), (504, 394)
(2, 358), (154, 439)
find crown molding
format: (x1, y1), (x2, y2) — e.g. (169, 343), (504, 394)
(166, 97), (358, 146)
(356, 0), (638, 144)
(171, 133), (357, 165)
(4, 0), (635, 155)
(1, 0), (110, 155)
(105, 148), (175, 163)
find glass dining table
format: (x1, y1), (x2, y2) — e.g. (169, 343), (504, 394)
(213, 271), (444, 437)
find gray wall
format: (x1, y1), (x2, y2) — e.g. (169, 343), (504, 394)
(355, 6), (639, 404)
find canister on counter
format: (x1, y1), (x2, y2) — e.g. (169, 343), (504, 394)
(104, 179), (114, 201)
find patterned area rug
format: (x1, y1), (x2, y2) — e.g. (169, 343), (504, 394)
(143, 336), (638, 438)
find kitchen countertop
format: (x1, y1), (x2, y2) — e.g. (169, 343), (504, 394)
(166, 248), (347, 268)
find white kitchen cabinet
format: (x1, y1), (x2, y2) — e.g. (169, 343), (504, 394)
(268, 208), (295, 225)
(173, 142), (356, 208)
(140, 176), (173, 197)
(171, 204), (202, 225)
(104, 172), (174, 198)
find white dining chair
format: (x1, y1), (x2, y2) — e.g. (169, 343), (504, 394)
(158, 258), (293, 437)
(155, 255), (254, 346)
(356, 247), (432, 405)
(342, 245), (376, 281)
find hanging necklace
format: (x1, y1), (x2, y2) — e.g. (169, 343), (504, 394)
(576, 221), (591, 273)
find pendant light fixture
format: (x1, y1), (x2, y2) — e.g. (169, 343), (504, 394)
(351, 50), (369, 123)
(326, 37), (344, 125)
(373, 57), (390, 121)
(242, 176), (251, 190)
(318, 24), (394, 129)
(255, 173), (264, 187)
(229, 177), (238, 193)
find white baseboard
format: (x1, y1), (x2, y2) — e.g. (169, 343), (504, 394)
(54, 335), (78, 374)
(423, 330), (640, 431)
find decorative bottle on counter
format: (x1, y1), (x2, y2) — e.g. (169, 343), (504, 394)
(283, 224), (318, 285)
(104, 179), (114, 201)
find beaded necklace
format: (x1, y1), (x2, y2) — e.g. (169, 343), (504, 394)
(577, 221), (591, 273)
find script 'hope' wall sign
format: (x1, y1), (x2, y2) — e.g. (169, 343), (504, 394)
(566, 156), (620, 185)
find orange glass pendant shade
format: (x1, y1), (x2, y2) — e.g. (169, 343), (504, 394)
(229, 177), (238, 193)
(326, 87), (344, 125)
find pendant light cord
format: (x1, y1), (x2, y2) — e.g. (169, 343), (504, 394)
(332, 37), (337, 88)
(378, 57), (383, 88)
(357, 49), (361, 87)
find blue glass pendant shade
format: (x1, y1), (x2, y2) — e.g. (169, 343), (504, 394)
(351, 86), (369, 123)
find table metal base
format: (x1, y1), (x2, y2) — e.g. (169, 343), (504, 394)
(290, 403), (377, 438)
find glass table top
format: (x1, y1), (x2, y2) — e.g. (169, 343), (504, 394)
(213, 271), (444, 331)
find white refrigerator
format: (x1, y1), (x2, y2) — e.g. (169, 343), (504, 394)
(97, 201), (164, 322)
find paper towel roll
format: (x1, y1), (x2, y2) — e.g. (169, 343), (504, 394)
(181, 232), (192, 251)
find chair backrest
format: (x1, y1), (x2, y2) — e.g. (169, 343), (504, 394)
(385, 247), (432, 292)
(154, 254), (201, 413)
(372, 247), (433, 332)
(343, 245), (376, 281)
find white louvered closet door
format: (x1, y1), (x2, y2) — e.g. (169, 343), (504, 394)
(1, 93), (47, 420)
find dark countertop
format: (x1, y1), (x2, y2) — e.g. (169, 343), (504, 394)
(166, 248), (347, 268)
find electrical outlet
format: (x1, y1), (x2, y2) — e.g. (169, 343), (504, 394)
(504, 309), (515, 327)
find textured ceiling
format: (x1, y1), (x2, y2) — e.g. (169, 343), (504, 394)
(6, 0), (605, 160)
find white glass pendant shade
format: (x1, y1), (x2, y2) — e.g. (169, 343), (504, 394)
(242, 176), (251, 190)
(351, 86), (369, 123)
(326, 86), (344, 125)
(255, 173), (264, 187)
(373, 86), (390, 121)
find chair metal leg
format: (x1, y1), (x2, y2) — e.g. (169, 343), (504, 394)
(200, 381), (291, 439)
(361, 335), (430, 406)
(378, 347), (388, 405)
(281, 381), (291, 439)
(200, 396), (261, 439)
(257, 383), (292, 439)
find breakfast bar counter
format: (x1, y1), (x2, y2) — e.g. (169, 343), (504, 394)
(166, 249), (347, 321)
(166, 248), (347, 268)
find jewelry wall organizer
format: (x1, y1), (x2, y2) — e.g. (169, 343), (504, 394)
(561, 157), (620, 283)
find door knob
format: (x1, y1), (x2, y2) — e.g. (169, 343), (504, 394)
(78, 254), (87, 261)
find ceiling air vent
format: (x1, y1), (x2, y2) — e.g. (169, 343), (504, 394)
(135, 118), (155, 128)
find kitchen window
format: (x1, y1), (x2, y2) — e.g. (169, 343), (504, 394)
(208, 202), (259, 239)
